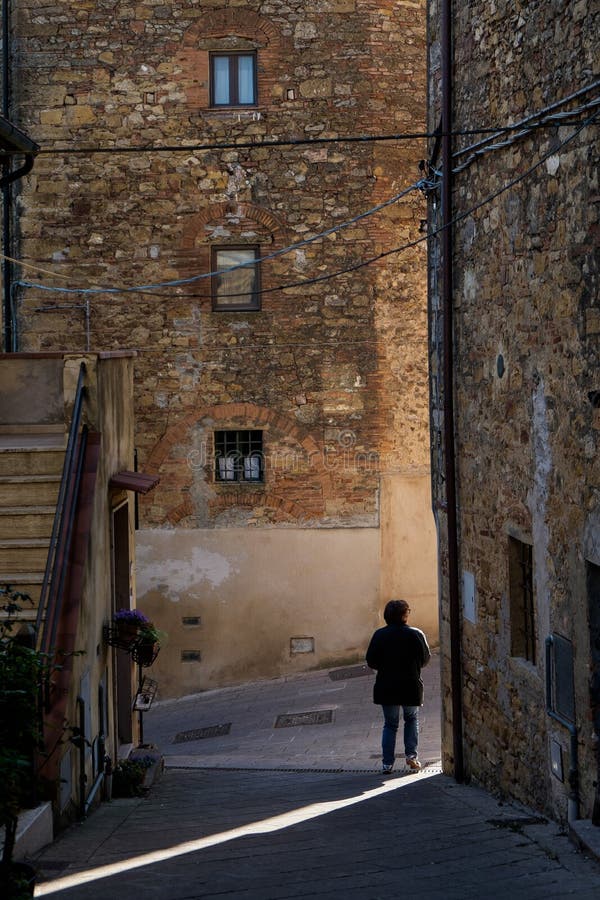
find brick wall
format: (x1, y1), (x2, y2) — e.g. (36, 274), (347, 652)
(14, 0), (429, 530)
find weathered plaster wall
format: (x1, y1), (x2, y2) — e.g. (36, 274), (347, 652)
(379, 473), (438, 639)
(63, 353), (138, 813)
(0, 356), (64, 425)
(428, 0), (599, 820)
(136, 526), (381, 696)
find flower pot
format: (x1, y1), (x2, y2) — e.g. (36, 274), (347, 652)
(115, 620), (139, 645)
(132, 639), (159, 667)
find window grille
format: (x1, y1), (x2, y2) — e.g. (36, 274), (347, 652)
(214, 430), (264, 483)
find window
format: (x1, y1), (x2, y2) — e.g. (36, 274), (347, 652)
(508, 536), (536, 663)
(210, 52), (257, 107)
(211, 246), (260, 311)
(215, 430), (264, 483)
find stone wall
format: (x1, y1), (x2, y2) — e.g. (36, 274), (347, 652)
(428, 0), (599, 820)
(14, 0), (429, 522)
(9, 1), (437, 688)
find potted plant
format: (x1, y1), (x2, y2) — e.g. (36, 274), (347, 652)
(131, 622), (163, 667)
(0, 585), (43, 898)
(112, 608), (150, 647)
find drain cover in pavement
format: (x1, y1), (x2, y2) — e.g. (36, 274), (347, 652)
(173, 723), (231, 743)
(275, 709), (334, 728)
(329, 665), (370, 681)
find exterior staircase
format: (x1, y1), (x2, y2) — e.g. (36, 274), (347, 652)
(0, 428), (65, 635)
(0, 426), (66, 859)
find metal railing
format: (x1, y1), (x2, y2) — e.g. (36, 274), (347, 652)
(36, 363), (88, 675)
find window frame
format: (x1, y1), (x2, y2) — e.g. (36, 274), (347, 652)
(214, 430), (264, 484)
(209, 51), (258, 108)
(211, 245), (261, 312)
(508, 535), (536, 664)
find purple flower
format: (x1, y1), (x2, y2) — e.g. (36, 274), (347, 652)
(113, 608), (149, 625)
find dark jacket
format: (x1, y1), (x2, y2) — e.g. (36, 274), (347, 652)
(366, 623), (431, 706)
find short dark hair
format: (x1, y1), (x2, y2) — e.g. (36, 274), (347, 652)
(384, 599), (410, 625)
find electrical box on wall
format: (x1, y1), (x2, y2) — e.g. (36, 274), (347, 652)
(463, 571), (477, 623)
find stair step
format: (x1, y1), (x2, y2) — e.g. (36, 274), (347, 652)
(0, 475), (61, 506)
(0, 606), (38, 622)
(0, 574), (44, 604)
(0, 430), (66, 449)
(0, 538), (49, 570)
(0, 507), (55, 539)
(0, 448), (65, 477)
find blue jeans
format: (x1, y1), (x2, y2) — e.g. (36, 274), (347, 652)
(381, 704), (419, 766)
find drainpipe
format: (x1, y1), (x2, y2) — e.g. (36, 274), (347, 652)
(2, 0), (12, 352)
(440, 0), (464, 782)
(76, 696), (87, 820)
(2, 0), (8, 120)
(1, 0), (39, 351)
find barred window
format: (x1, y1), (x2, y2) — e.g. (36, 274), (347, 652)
(214, 430), (264, 483)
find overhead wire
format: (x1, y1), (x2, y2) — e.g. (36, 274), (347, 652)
(452, 81), (600, 162)
(452, 94), (600, 174)
(1, 77), (597, 158)
(16, 107), (597, 356)
(11, 102), (599, 305)
(15, 177), (435, 295)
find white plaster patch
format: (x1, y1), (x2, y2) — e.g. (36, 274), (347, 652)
(527, 377), (552, 637)
(136, 539), (235, 601)
(463, 267), (478, 301)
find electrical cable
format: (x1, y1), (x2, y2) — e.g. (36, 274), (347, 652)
(6, 87), (597, 293)
(452, 81), (600, 162)
(1, 78), (597, 158)
(20, 108), (596, 359)
(15, 178), (433, 295)
(452, 96), (600, 175)
(161, 106), (600, 299)
(12, 107), (598, 303)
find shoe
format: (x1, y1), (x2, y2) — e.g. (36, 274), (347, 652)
(405, 756), (422, 771)
(382, 764), (394, 774)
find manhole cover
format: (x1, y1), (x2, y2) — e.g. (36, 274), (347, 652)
(173, 723), (232, 743)
(275, 709), (334, 728)
(329, 665), (370, 681)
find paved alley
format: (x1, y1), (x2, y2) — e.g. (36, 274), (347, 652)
(31, 654), (600, 899)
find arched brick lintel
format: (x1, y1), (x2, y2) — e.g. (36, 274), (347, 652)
(165, 490), (308, 527)
(147, 402), (325, 473)
(183, 10), (282, 48)
(145, 403), (332, 525)
(182, 202), (289, 250)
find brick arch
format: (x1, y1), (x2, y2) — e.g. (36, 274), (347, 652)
(145, 402), (332, 525)
(166, 491), (307, 527)
(183, 10), (282, 48)
(182, 203), (289, 251)
(147, 402), (324, 473)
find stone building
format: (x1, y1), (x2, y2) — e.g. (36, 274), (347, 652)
(427, 0), (599, 822)
(7, 1), (437, 696)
